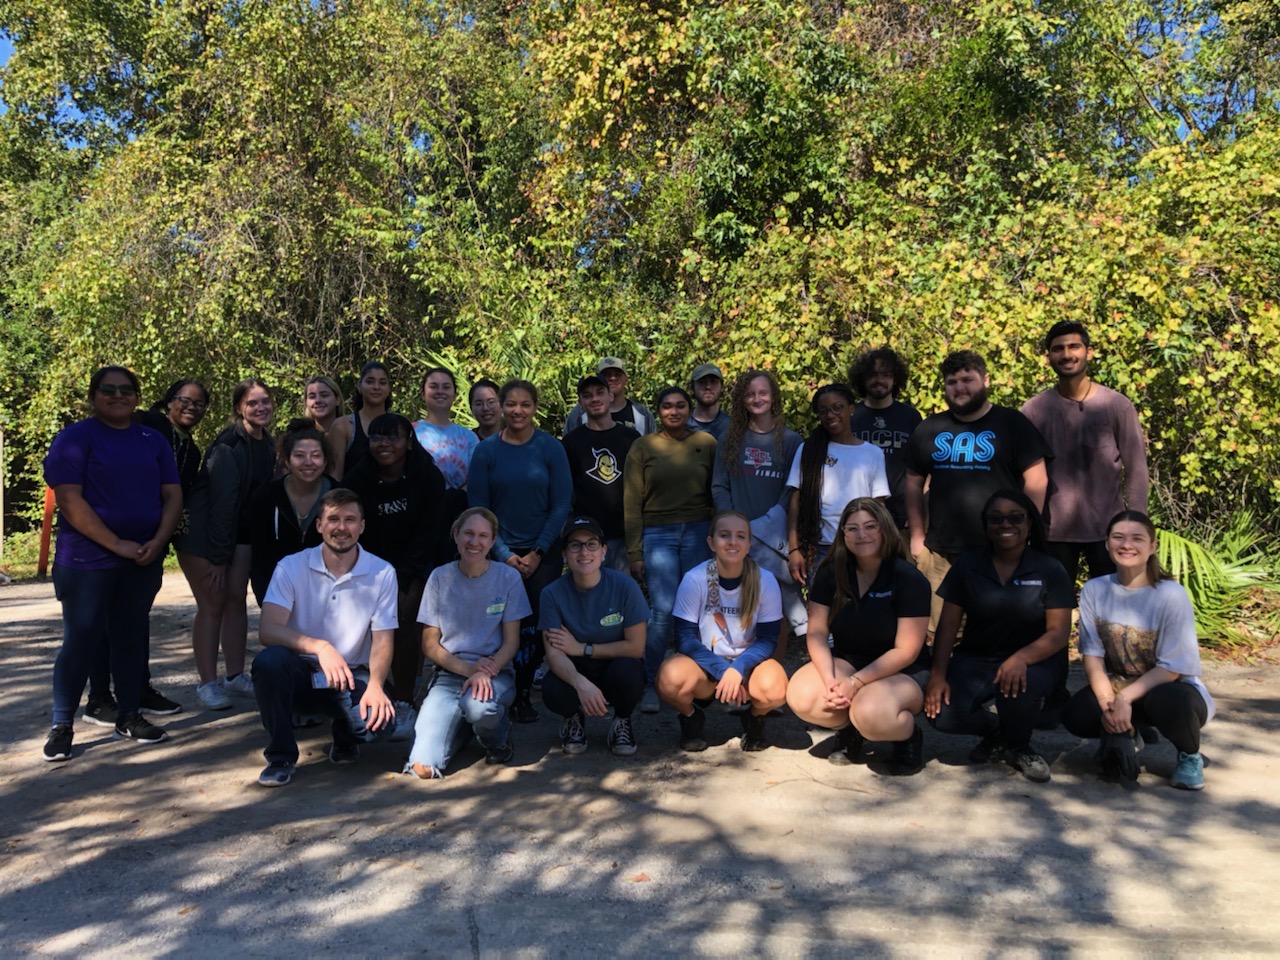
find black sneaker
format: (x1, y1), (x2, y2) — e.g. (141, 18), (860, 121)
(740, 712), (768, 752)
(560, 711), (588, 755)
(83, 693), (119, 728)
(607, 716), (637, 756)
(968, 732), (1003, 764)
(678, 705), (708, 752)
(1005, 748), (1052, 783)
(511, 694), (539, 724)
(329, 742), (360, 765)
(43, 724), (74, 762)
(485, 736), (515, 765)
(139, 685), (182, 716)
(113, 712), (169, 744)
(828, 725), (865, 765)
(887, 724), (925, 776)
(257, 761), (295, 788)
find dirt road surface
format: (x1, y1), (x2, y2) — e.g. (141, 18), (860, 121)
(2, 574), (1277, 957)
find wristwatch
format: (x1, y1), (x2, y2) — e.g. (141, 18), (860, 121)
(583, 643), (595, 658)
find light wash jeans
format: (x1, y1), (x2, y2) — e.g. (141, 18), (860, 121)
(407, 668), (516, 775)
(642, 520), (711, 683)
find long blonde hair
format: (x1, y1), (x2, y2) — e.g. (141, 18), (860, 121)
(705, 511), (762, 630)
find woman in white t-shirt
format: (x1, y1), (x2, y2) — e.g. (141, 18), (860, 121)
(786, 384), (889, 585)
(1063, 510), (1215, 790)
(656, 512), (788, 752)
(406, 507), (532, 780)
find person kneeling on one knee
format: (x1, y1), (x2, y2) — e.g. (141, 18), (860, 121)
(657, 512), (788, 752)
(786, 498), (931, 775)
(251, 489), (399, 788)
(406, 507), (531, 780)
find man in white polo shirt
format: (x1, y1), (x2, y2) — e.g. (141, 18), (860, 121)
(251, 488), (399, 787)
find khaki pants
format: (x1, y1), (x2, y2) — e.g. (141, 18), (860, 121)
(915, 547), (954, 636)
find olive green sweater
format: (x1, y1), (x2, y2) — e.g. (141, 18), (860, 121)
(623, 431), (717, 561)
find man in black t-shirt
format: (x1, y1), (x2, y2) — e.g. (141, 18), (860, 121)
(849, 347), (922, 528)
(562, 376), (640, 571)
(904, 350), (1050, 628)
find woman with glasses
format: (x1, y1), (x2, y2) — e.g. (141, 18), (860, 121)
(786, 384), (889, 587)
(787, 498), (932, 774)
(468, 379), (502, 440)
(924, 488), (1074, 783)
(182, 378), (276, 710)
(468, 379), (573, 722)
(81, 378), (213, 726)
(539, 516), (648, 757)
(342, 413), (448, 727)
(42, 367), (182, 761)
(302, 376), (351, 480)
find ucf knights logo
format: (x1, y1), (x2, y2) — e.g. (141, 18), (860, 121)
(586, 447), (621, 485)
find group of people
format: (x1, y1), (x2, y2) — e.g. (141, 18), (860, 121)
(39, 322), (1215, 794)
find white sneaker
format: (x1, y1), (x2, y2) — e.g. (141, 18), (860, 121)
(388, 701), (417, 742)
(196, 681), (233, 711)
(224, 672), (255, 697)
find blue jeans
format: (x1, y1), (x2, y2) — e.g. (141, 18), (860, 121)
(251, 646), (392, 764)
(928, 653), (1056, 752)
(642, 520), (711, 683)
(407, 668), (515, 774)
(52, 560), (164, 725)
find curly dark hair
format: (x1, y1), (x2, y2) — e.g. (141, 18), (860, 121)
(849, 347), (909, 399)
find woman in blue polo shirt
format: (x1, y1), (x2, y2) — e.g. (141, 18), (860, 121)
(924, 488), (1074, 783)
(539, 516), (649, 757)
(787, 498), (931, 775)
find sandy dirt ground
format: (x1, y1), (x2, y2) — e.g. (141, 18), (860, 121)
(1, 573), (1278, 958)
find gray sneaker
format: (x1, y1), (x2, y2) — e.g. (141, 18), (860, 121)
(1005, 748), (1051, 783)
(257, 761), (295, 787)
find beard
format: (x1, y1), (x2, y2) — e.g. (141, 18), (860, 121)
(325, 538), (359, 555)
(947, 386), (989, 417)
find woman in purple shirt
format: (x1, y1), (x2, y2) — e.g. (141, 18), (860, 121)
(42, 367), (183, 762)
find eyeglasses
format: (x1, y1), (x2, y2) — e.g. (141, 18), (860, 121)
(97, 384), (138, 397)
(173, 397), (208, 410)
(842, 523), (880, 535)
(565, 540), (603, 554)
(985, 512), (1028, 527)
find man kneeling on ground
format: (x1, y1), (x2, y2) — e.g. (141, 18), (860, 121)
(251, 488), (399, 787)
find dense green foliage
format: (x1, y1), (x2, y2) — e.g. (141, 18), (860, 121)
(2, 0), (1278, 530)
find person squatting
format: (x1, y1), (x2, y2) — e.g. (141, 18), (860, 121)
(40, 325), (1211, 793)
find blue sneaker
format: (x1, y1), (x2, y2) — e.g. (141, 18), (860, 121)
(1170, 751), (1205, 791)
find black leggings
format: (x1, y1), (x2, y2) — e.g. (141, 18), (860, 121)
(513, 553), (563, 698)
(542, 658), (646, 720)
(1062, 682), (1207, 754)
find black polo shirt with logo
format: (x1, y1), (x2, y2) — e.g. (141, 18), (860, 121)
(810, 555), (932, 669)
(937, 547), (1075, 658)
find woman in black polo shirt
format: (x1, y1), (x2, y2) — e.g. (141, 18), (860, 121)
(787, 498), (931, 775)
(924, 488), (1074, 783)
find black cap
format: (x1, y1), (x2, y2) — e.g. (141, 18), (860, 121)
(561, 515), (605, 541)
(577, 375), (608, 395)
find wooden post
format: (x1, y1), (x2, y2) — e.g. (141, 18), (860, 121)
(37, 486), (55, 579)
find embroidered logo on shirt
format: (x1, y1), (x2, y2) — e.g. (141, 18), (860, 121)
(1012, 579), (1043, 587)
(585, 447), (621, 485)
(868, 590), (893, 599)
(600, 612), (624, 627)
(485, 601), (506, 617)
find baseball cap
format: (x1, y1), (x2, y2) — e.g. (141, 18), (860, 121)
(691, 363), (723, 382)
(596, 356), (627, 375)
(561, 515), (606, 541)
(577, 375), (608, 395)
